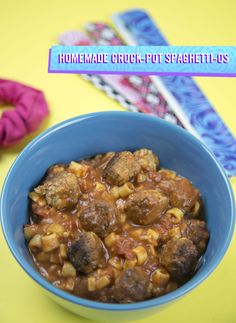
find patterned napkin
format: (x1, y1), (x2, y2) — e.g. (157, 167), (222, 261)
(85, 22), (182, 125)
(112, 9), (236, 176)
(58, 31), (139, 112)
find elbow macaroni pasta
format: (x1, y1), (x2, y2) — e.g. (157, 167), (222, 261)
(166, 208), (184, 223)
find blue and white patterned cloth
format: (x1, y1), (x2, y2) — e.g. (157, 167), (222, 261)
(112, 9), (236, 177)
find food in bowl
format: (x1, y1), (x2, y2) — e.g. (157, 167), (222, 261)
(24, 148), (209, 303)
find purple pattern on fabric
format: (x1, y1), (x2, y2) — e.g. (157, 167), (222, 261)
(112, 10), (236, 176)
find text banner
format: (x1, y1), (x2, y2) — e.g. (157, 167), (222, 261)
(48, 46), (236, 76)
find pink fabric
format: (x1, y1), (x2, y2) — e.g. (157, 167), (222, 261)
(0, 79), (49, 147)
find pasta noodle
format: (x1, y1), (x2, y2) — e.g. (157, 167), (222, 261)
(41, 233), (60, 252)
(133, 246), (148, 265)
(166, 208), (184, 223)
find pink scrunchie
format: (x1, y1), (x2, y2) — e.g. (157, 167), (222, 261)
(0, 79), (49, 147)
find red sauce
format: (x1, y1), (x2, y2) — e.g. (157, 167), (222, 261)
(24, 149), (209, 303)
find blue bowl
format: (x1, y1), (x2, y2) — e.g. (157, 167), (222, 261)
(1, 112), (235, 321)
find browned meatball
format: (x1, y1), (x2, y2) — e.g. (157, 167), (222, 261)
(125, 189), (169, 225)
(155, 171), (175, 196)
(103, 151), (141, 186)
(169, 178), (199, 212)
(79, 201), (118, 238)
(182, 219), (209, 254)
(34, 171), (80, 209)
(160, 238), (198, 280)
(67, 232), (105, 274)
(134, 149), (159, 171)
(156, 172), (199, 213)
(114, 267), (151, 303)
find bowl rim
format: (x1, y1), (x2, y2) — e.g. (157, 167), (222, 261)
(1, 111), (235, 312)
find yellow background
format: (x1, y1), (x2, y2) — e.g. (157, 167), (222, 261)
(0, 0), (236, 322)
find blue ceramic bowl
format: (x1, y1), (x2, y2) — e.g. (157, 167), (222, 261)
(1, 112), (235, 321)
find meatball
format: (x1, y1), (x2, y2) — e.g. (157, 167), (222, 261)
(125, 189), (169, 225)
(156, 174), (199, 213)
(114, 267), (151, 303)
(67, 232), (105, 274)
(156, 178), (174, 196)
(103, 151), (141, 186)
(79, 201), (118, 238)
(160, 238), (198, 280)
(182, 219), (209, 254)
(170, 178), (199, 212)
(134, 148), (159, 171)
(35, 171), (80, 209)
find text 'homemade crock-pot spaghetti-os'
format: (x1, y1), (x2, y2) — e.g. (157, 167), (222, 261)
(24, 149), (209, 303)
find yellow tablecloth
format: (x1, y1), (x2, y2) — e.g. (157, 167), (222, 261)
(0, 1), (236, 322)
